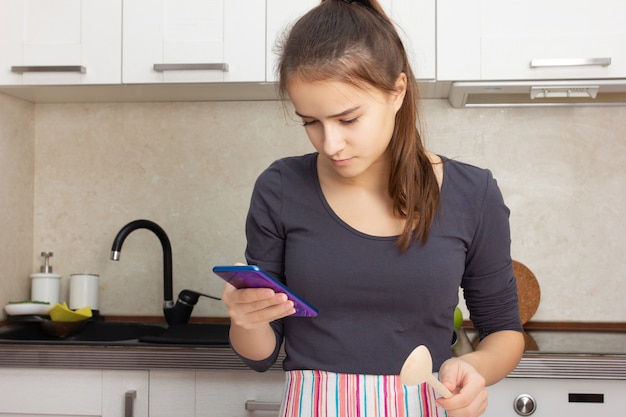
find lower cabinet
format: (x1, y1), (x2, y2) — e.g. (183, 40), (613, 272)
(195, 370), (285, 417)
(0, 368), (149, 417)
(149, 371), (196, 417)
(0, 368), (284, 417)
(103, 370), (150, 417)
(150, 370), (285, 417)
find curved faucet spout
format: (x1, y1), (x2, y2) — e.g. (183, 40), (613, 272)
(110, 219), (174, 313)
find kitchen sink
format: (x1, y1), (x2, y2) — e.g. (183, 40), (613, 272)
(138, 322), (230, 346)
(0, 320), (167, 343)
(0, 320), (230, 347)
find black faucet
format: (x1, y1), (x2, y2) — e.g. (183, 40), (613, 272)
(111, 219), (222, 325)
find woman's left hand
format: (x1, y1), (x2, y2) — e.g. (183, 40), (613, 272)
(436, 357), (488, 417)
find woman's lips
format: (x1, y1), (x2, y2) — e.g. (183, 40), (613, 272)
(331, 157), (353, 167)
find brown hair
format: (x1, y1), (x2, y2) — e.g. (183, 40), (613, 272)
(277, 0), (440, 252)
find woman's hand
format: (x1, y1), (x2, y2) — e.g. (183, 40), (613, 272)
(221, 276), (295, 361)
(221, 283), (296, 330)
(436, 357), (488, 417)
(436, 330), (524, 417)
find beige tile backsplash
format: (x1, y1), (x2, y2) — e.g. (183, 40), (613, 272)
(0, 93), (34, 308)
(2, 93), (625, 322)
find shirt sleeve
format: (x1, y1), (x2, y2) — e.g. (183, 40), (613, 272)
(233, 320), (284, 372)
(461, 171), (523, 340)
(234, 161), (286, 372)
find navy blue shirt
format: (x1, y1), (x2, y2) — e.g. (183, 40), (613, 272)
(241, 153), (522, 374)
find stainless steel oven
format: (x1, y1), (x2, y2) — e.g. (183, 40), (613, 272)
(473, 330), (626, 417)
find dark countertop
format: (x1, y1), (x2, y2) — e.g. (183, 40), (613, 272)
(0, 319), (624, 377)
(0, 343), (284, 371)
(0, 338), (624, 379)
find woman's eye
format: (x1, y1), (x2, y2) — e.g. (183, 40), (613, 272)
(341, 117), (359, 125)
(302, 120), (317, 127)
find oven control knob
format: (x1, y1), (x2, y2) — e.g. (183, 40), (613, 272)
(513, 394), (536, 416)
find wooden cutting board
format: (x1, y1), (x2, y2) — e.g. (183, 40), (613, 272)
(513, 260), (541, 325)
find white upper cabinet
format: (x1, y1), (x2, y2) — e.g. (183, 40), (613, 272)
(266, 0), (436, 83)
(438, 0), (626, 81)
(389, 0), (436, 80)
(266, 0), (318, 83)
(0, 0), (122, 85)
(123, 0), (265, 84)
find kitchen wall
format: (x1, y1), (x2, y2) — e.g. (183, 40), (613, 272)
(1, 92), (625, 322)
(0, 93), (34, 309)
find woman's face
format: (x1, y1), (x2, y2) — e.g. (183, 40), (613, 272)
(286, 75), (406, 181)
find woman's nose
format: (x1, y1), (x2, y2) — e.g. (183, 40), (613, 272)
(322, 125), (346, 156)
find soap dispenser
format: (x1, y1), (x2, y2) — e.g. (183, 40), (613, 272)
(30, 251), (62, 306)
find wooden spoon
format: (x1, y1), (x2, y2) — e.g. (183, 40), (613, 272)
(400, 345), (453, 398)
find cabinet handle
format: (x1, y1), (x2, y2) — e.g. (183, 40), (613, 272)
(530, 58), (611, 68)
(245, 400), (281, 411)
(11, 65), (86, 74)
(153, 63), (229, 72)
(125, 390), (137, 417)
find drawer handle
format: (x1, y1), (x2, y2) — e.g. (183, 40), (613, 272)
(245, 400), (281, 411)
(125, 390), (137, 417)
(153, 63), (229, 72)
(11, 65), (86, 74)
(530, 58), (611, 68)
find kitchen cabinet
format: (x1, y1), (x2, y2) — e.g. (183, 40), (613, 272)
(103, 370), (150, 417)
(266, 0), (436, 82)
(0, 0), (435, 101)
(266, 0), (318, 83)
(149, 371), (196, 417)
(437, 0), (626, 81)
(195, 370), (285, 417)
(388, 0), (436, 80)
(149, 369), (285, 417)
(123, 0), (265, 84)
(0, 368), (149, 416)
(0, 0), (122, 86)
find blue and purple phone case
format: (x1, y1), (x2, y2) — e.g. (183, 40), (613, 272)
(212, 265), (318, 317)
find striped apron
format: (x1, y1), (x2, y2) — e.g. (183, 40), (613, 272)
(279, 370), (448, 417)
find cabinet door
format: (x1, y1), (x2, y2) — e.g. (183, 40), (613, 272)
(149, 370), (196, 417)
(0, 0), (122, 85)
(390, 0), (436, 80)
(195, 370), (285, 417)
(266, 0), (435, 83)
(437, 0), (626, 81)
(266, 0), (318, 83)
(123, 0), (265, 84)
(103, 370), (149, 417)
(0, 368), (102, 416)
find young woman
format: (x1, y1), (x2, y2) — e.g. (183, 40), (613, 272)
(222, 1), (525, 416)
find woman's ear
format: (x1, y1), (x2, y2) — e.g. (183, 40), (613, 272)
(392, 72), (408, 111)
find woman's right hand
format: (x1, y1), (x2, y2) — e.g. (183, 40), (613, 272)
(222, 283), (294, 361)
(221, 283), (296, 330)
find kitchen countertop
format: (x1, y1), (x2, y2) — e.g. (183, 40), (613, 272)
(1, 319), (625, 378)
(0, 339), (624, 379)
(0, 343), (283, 371)
(0, 315), (273, 371)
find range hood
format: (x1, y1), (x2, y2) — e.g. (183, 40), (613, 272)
(447, 79), (626, 108)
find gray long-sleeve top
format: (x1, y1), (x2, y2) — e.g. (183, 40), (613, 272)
(239, 153), (522, 375)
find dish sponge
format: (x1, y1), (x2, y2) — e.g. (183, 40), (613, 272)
(49, 302), (92, 322)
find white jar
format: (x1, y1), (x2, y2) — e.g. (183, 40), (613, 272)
(69, 274), (99, 310)
(30, 273), (62, 305)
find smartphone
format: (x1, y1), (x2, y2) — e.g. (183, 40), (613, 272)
(212, 265), (318, 317)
